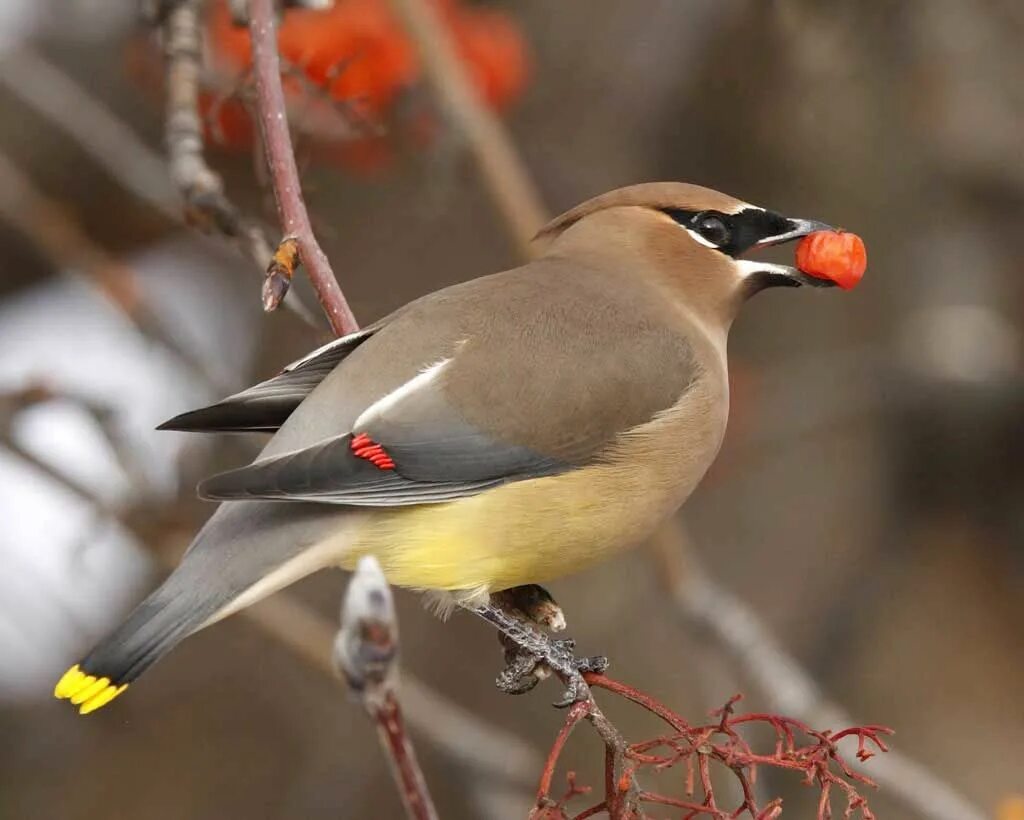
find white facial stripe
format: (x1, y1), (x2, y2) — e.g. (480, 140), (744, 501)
(683, 227), (719, 249)
(735, 260), (795, 279)
(354, 357), (452, 429)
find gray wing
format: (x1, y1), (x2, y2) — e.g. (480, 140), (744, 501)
(158, 326), (378, 433)
(198, 432), (517, 506)
(198, 261), (703, 506)
(197, 358), (568, 504)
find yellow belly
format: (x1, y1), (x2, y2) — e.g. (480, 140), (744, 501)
(346, 375), (727, 592)
(346, 471), (657, 591)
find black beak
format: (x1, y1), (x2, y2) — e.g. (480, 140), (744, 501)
(741, 217), (836, 289)
(753, 218), (833, 249)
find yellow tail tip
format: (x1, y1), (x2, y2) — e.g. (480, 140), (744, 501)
(54, 664), (129, 714)
(53, 664), (86, 698)
(79, 684), (128, 714)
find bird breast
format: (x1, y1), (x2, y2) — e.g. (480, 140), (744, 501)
(347, 368), (729, 593)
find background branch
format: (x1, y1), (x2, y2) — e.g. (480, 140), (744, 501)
(650, 518), (987, 820)
(163, 1), (271, 260)
(247, 0), (358, 335)
(161, 0), (319, 329)
(0, 43), (317, 330)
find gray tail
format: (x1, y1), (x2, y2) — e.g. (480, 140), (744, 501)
(52, 578), (225, 714)
(78, 589), (218, 687)
(55, 500), (354, 713)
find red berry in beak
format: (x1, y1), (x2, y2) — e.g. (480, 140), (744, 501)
(795, 230), (867, 290)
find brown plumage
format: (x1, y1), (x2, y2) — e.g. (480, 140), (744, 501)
(56, 182), (843, 713)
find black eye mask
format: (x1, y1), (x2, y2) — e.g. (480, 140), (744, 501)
(660, 207), (794, 257)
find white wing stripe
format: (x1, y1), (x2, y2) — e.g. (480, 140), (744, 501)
(353, 357), (452, 429)
(284, 328), (372, 372)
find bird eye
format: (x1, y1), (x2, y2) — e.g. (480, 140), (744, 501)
(694, 213), (731, 246)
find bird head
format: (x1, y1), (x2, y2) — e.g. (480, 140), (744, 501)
(536, 182), (838, 328)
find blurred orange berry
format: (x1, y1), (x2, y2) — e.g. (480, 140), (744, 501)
(450, 9), (529, 110)
(202, 0), (529, 169)
(998, 796), (1024, 820)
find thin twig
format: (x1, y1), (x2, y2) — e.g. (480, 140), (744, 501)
(387, 0), (548, 257)
(2, 432), (121, 516)
(335, 557), (437, 820)
(530, 700), (591, 818)
(583, 694), (639, 818)
(247, 0), (358, 335)
(163, 0), (271, 258)
(160, 0), (319, 329)
(0, 45), (316, 331)
(579, 673), (890, 820)
(649, 518), (987, 820)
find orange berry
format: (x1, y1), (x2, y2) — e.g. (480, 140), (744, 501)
(794, 230), (867, 290)
(451, 9), (530, 110)
(201, 0), (529, 166)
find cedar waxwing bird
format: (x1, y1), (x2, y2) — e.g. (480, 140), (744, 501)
(55, 182), (844, 714)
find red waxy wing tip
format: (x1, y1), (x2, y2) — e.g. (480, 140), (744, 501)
(351, 432), (396, 470)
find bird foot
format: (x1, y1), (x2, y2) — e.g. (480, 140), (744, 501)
(466, 587), (608, 707)
(497, 635), (608, 706)
(490, 583), (567, 632)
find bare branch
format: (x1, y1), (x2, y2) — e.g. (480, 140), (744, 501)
(246, 0), (359, 335)
(650, 518), (987, 820)
(0, 45), (316, 331)
(334, 556), (437, 820)
(387, 0), (548, 257)
(163, 2), (269, 255)
(528, 700), (592, 818)
(159, 0), (320, 329)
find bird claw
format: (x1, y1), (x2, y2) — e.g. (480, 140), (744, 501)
(496, 647), (544, 694)
(496, 634), (609, 705)
(550, 650), (609, 708)
(468, 589), (608, 707)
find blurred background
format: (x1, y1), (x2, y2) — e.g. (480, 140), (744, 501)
(1, 0), (1022, 817)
